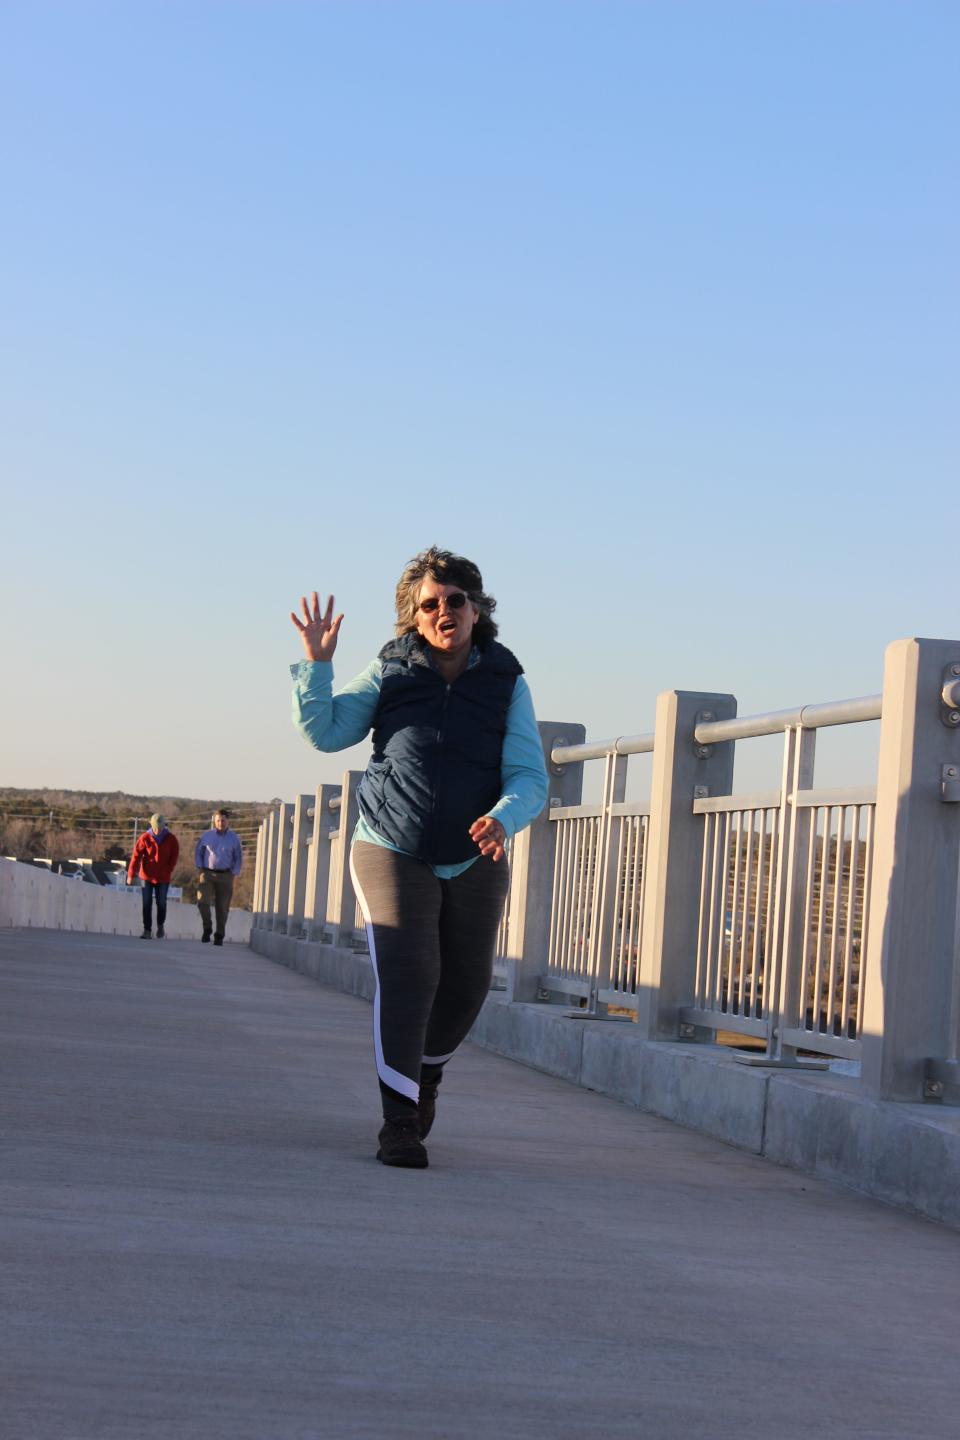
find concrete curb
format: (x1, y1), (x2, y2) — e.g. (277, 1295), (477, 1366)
(250, 926), (960, 1230)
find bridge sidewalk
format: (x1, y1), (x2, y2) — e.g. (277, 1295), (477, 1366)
(1, 928), (956, 1440)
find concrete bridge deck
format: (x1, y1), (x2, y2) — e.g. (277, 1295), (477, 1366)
(2, 929), (957, 1440)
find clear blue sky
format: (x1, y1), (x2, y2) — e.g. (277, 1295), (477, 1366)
(2, 1), (956, 801)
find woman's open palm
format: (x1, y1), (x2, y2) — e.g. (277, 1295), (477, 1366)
(291, 592), (344, 662)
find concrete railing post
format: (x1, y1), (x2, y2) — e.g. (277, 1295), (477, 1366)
(260, 810), (279, 930)
(270, 801), (295, 932)
(252, 820), (267, 925)
(257, 819), (270, 922)
(636, 689), (737, 1040)
(304, 783), (342, 941)
(327, 770), (364, 947)
(861, 637), (960, 1100)
(503, 721), (586, 1004)
(285, 793), (315, 937)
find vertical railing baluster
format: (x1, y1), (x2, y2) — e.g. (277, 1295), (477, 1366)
(811, 805), (833, 1035)
(769, 725), (817, 1059)
(856, 805), (876, 1043)
(694, 813), (713, 1009)
(736, 809), (754, 1015)
(825, 807), (844, 1037)
(840, 805), (859, 1038)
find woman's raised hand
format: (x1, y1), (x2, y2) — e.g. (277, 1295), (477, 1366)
(290, 592), (344, 662)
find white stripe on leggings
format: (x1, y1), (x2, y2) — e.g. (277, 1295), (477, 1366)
(348, 846), (420, 1104)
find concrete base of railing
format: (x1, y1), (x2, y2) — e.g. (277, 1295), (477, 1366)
(250, 925), (960, 1231)
(470, 1003), (960, 1230)
(0, 858), (252, 943)
(252, 922), (376, 997)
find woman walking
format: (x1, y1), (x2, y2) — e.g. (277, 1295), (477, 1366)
(290, 546), (547, 1168)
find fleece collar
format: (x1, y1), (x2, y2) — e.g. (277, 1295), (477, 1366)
(378, 632), (522, 676)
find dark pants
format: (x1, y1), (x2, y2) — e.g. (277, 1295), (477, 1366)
(197, 869), (234, 939)
(142, 882), (169, 932)
(349, 842), (510, 1120)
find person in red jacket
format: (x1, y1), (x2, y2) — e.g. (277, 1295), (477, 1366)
(127, 813), (180, 940)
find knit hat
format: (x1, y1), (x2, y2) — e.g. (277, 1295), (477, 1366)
(150, 813), (166, 830)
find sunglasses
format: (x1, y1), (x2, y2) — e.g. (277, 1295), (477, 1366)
(418, 591), (470, 614)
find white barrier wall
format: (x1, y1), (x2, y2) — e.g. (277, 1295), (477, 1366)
(0, 859), (252, 944)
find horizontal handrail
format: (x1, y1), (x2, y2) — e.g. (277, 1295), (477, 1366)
(692, 789), (782, 815)
(549, 803), (603, 820)
(549, 693), (881, 766)
(609, 800), (651, 818)
(549, 800), (652, 821)
(793, 784), (877, 808)
(692, 784), (876, 814)
(551, 732), (654, 765)
(694, 694), (881, 745)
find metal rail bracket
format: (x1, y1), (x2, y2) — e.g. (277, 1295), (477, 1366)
(941, 764), (960, 803)
(939, 663), (960, 729)
(694, 710), (714, 759)
(924, 1058), (960, 1104)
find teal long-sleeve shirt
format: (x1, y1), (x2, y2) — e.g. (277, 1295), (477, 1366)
(290, 653), (549, 877)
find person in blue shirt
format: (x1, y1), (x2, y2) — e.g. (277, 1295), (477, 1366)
(194, 810), (243, 946)
(291, 546), (548, 1169)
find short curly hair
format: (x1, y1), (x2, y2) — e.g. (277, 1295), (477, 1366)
(395, 546), (499, 644)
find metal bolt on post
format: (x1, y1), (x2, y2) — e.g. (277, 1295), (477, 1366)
(695, 711), (714, 759)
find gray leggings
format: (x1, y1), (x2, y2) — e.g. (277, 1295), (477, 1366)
(349, 842), (510, 1116)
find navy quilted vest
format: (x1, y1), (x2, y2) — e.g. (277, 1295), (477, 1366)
(358, 633), (523, 864)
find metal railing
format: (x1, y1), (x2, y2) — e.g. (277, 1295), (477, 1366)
(686, 781), (877, 1060)
(692, 694), (882, 745)
(545, 696), (883, 1060)
(544, 798), (651, 1010)
(252, 636), (960, 1103)
(255, 703), (882, 1048)
(690, 795), (781, 1037)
